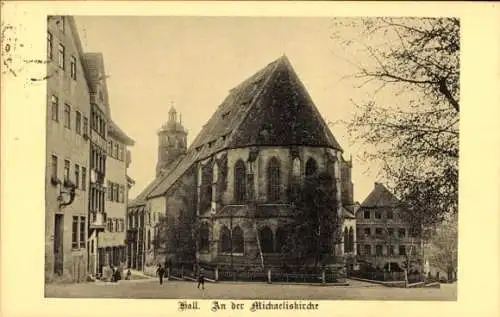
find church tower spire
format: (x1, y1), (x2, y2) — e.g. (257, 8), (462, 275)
(168, 102), (177, 122)
(155, 102), (188, 177)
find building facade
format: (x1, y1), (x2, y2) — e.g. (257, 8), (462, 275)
(131, 56), (357, 271)
(100, 120), (133, 273)
(82, 52), (134, 277)
(45, 16), (90, 283)
(126, 107), (187, 271)
(45, 17), (134, 282)
(339, 157), (358, 271)
(83, 52), (108, 277)
(356, 183), (422, 272)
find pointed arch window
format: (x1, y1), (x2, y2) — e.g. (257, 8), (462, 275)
(348, 227), (355, 253)
(267, 157), (281, 202)
(259, 226), (274, 253)
(220, 226), (231, 253)
(234, 160), (247, 203)
(200, 164), (213, 213)
(292, 157), (301, 177)
(343, 227), (349, 252)
(212, 162), (219, 203)
(275, 227), (288, 253)
(199, 222), (210, 252)
(305, 158), (318, 177)
(232, 226), (244, 253)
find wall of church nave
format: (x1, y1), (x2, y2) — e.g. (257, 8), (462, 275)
(159, 167), (197, 222)
(208, 146), (341, 206)
(207, 216), (294, 258)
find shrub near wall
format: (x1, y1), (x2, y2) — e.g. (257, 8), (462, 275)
(351, 270), (423, 283)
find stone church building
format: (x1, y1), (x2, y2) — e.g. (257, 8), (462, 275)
(128, 55), (357, 270)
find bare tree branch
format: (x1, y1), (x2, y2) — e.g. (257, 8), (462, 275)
(331, 17), (459, 233)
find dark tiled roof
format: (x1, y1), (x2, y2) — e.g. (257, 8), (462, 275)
(147, 151), (200, 198)
(129, 156), (184, 207)
(360, 183), (401, 208)
(215, 205), (250, 218)
(147, 55), (342, 198)
(129, 179), (158, 207)
(257, 204), (293, 218)
(108, 120), (134, 146)
(213, 204), (293, 218)
(82, 52), (134, 146)
(228, 56), (342, 149)
(341, 207), (356, 219)
(82, 53), (111, 117)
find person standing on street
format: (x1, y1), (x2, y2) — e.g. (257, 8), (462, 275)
(110, 265), (116, 282)
(197, 267), (205, 290)
(156, 264), (165, 285)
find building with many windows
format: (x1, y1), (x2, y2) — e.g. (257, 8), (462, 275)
(45, 16), (91, 283)
(83, 52), (134, 277)
(101, 120), (134, 273)
(45, 16), (134, 282)
(129, 55), (357, 271)
(356, 182), (423, 272)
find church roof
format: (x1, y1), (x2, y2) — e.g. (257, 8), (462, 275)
(341, 207), (356, 219)
(360, 183), (401, 208)
(209, 204), (294, 219)
(147, 55), (342, 199)
(128, 155), (184, 207)
(129, 179), (159, 207)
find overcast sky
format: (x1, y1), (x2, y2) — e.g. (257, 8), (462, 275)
(75, 16), (385, 202)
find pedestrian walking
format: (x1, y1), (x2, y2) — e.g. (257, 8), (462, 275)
(156, 264), (165, 285)
(113, 267), (122, 282)
(197, 267), (205, 290)
(110, 265), (116, 282)
(125, 269), (132, 280)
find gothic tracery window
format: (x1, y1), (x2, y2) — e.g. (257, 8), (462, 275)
(267, 157), (281, 202)
(232, 226), (244, 253)
(259, 226), (274, 253)
(200, 164), (213, 213)
(234, 160), (246, 203)
(305, 157), (318, 177)
(275, 227), (288, 253)
(199, 222), (210, 252)
(343, 227), (349, 252)
(348, 227), (355, 253)
(219, 226), (231, 253)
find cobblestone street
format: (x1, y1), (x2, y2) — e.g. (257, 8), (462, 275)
(45, 279), (457, 301)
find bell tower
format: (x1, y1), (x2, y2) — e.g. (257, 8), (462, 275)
(156, 102), (187, 177)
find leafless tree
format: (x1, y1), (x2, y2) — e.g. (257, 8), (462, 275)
(331, 17), (459, 232)
(426, 213), (458, 280)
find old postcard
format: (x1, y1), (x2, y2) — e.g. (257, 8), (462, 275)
(1, 2), (500, 317)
